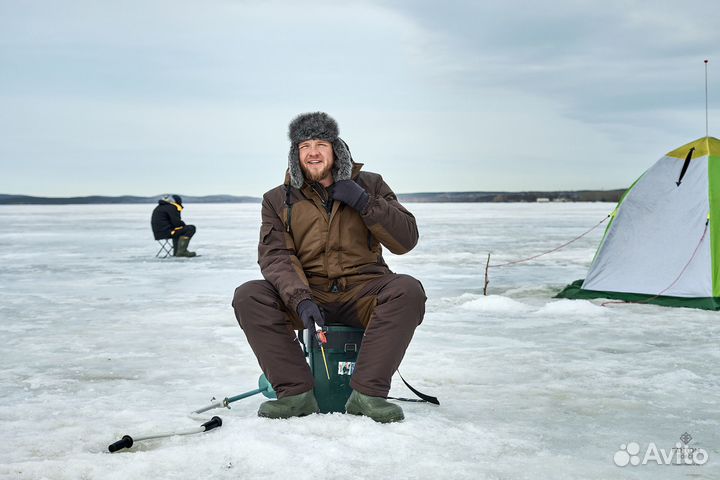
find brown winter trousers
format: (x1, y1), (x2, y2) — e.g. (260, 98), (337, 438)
(232, 274), (425, 398)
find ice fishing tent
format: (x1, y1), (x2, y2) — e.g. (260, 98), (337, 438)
(557, 136), (720, 309)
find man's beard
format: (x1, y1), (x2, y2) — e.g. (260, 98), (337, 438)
(301, 163), (334, 184)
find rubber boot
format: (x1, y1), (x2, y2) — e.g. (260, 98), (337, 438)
(345, 390), (404, 423)
(258, 390), (319, 419)
(175, 236), (196, 257)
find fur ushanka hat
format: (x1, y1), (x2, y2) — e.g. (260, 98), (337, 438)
(287, 112), (353, 188)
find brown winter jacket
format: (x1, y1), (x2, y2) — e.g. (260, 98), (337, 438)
(258, 162), (418, 312)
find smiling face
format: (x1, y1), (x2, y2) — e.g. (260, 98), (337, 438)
(298, 139), (335, 187)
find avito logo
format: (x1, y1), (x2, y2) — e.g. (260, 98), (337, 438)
(613, 433), (708, 467)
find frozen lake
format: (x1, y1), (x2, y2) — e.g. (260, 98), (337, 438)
(0, 203), (717, 479)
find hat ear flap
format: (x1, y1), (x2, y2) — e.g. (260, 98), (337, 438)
(332, 138), (353, 182)
(288, 145), (305, 189)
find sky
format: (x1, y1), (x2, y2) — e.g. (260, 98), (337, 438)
(1, 0), (719, 197)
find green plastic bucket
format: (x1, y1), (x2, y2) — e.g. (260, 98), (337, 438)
(308, 324), (364, 413)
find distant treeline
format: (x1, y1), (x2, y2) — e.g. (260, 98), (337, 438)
(0, 194), (261, 205)
(0, 189), (625, 205)
(397, 189), (626, 203)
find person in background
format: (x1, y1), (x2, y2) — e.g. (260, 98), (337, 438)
(151, 194), (197, 257)
(232, 112), (425, 423)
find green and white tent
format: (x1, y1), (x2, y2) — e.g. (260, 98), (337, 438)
(557, 136), (720, 309)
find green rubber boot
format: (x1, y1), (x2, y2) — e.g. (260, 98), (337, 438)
(175, 236), (196, 257)
(258, 390), (319, 419)
(345, 390), (404, 423)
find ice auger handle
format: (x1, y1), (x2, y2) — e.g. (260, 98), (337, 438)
(108, 417), (223, 453)
(108, 435), (134, 453)
(201, 416), (222, 431)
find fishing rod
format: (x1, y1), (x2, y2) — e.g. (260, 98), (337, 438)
(311, 322), (331, 381)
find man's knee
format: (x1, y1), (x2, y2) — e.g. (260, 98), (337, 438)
(389, 274), (426, 323)
(233, 280), (296, 332)
(232, 280), (271, 311)
(395, 274), (426, 304)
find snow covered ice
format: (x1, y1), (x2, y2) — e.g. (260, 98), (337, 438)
(0, 203), (718, 479)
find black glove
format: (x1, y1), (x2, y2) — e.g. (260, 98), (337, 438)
(297, 299), (325, 331)
(331, 180), (369, 213)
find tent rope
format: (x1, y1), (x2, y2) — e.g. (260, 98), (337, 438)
(601, 220), (709, 307)
(489, 214), (610, 268)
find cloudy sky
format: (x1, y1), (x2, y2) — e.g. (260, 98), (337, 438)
(1, 0), (719, 197)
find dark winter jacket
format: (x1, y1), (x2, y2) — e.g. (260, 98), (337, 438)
(151, 200), (185, 240)
(258, 162), (419, 312)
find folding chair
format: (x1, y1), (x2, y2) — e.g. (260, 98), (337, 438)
(155, 238), (173, 258)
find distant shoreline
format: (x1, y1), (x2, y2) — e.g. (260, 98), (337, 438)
(398, 189), (625, 203)
(0, 189), (625, 205)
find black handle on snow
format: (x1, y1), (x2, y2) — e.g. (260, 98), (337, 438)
(201, 416), (222, 431)
(108, 435), (134, 453)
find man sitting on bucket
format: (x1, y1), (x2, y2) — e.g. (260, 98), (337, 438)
(232, 112), (425, 423)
